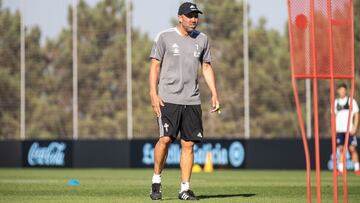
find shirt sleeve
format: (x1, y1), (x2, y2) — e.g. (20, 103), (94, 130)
(201, 36), (212, 64)
(352, 99), (359, 113)
(149, 33), (165, 61)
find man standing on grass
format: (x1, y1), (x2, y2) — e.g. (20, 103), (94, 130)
(335, 83), (360, 176)
(148, 2), (220, 201)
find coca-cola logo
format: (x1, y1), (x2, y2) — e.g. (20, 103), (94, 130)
(27, 142), (66, 166)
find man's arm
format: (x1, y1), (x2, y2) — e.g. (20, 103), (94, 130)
(351, 112), (359, 135)
(202, 62), (220, 112)
(149, 59), (164, 117)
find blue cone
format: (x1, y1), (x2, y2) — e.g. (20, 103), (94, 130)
(67, 179), (80, 185)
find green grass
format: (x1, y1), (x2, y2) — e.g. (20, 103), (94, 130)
(0, 169), (359, 202)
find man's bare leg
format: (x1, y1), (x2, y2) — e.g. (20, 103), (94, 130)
(150, 136), (172, 200)
(349, 145), (360, 173)
(338, 145), (344, 173)
(154, 136), (172, 176)
(180, 139), (194, 192)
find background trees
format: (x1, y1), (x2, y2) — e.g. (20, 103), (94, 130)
(0, 0), (359, 139)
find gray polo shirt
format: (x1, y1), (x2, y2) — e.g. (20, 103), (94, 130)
(150, 27), (212, 105)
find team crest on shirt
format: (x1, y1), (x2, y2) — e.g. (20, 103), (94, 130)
(172, 43), (180, 56)
(194, 44), (201, 57)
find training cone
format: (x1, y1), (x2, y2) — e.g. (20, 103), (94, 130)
(203, 152), (214, 173)
(192, 164), (202, 173)
(67, 179), (80, 185)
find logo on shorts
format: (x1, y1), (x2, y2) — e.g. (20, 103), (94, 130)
(197, 132), (203, 138)
(164, 123), (169, 132)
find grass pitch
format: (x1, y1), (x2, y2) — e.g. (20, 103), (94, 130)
(0, 169), (359, 202)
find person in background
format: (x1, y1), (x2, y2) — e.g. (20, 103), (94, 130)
(335, 83), (360, 176)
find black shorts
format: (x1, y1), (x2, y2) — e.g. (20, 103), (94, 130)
(157, 103), (203, 142)
(336, 133), (358, 147)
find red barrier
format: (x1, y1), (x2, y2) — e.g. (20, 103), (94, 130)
(287, 0), (355, 202)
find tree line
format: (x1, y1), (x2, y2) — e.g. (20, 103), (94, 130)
(0, 0), (359, 139)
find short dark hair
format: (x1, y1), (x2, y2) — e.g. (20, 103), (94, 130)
(337, 83), (347, 90)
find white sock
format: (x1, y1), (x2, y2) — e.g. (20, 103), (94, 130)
(152, 174), (161, 184)
(354, 162), (359, 171)
(339, 163), (344, 172)
(180, 182), (190, 193)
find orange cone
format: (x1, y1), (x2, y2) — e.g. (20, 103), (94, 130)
(203, 152), (214, 173)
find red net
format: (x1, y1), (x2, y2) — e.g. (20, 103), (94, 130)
(288, 0), (354, 79)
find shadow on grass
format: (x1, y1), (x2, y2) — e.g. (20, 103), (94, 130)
(163, 193), (256, 201)
(198, 193), (256, 199)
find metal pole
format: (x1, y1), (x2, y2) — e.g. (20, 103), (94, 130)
(20, 0), (25, 140)
(287, 3), (312, 201)
(329, 68), (338, 203)
(243, 0), (250, 139)
(126, 0), (133, 139)
(72, 0), (78, 140)
(326, 0), (338, 201)
(306, 79), (312, 139)
(310, 0), (321, 201)
(340, 1), (355, 202)
(305, 29), (312, 139)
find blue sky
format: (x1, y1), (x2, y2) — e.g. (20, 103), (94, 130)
(3, 0), (287, 40)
